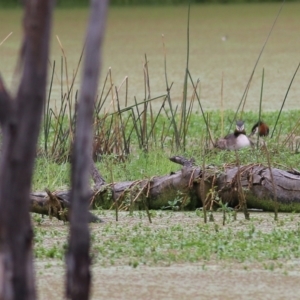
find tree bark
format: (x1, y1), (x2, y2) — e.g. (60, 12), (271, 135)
(63, 157), (300, 213)
(65, 1), (108, 300)
(0, 1), (54, 299)
(29, 157), (300, 216)
(30, 190), (102, 223)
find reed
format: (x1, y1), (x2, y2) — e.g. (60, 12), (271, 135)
(37, 0), (300, 189)
(162, 34), (180, 150)
(235, 151), (250, 220)
(188, 70), (214, 148)
(0, 32), (13, 47)
(220, 73), (224, 138)
(257, 68), (264, 148)
(228, 0), (286, 133)
(271, 62), (300, 138)
(41, 54), (300, 166)
(264, 141), (278, 220)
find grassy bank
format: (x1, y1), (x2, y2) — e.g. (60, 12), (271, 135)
(33, 108), (300, 191)
(33, 209), (300, 298)
(34, 210), (300, 269)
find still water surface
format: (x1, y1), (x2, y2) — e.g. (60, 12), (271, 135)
(0, 3), (300, 112)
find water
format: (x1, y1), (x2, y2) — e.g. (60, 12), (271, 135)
(0, 3), (300, 112)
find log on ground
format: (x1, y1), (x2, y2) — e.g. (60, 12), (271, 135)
(30, 157), (300, 217)
(30, 190), (102, 223)
(91, 158), (300, 212)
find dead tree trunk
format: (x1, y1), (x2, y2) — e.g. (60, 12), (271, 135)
(65, 1), (108, 300)
(29, 156), (300, 218)
(83, 157), (300, 213)
(0, 1), (54, 299)
(30, 190), (102, 223)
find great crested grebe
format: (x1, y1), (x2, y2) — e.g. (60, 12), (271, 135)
(216, 120), (251, 151)
(250, 121), (269, 137)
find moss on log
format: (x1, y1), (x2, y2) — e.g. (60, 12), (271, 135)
(31, 157), (300, 218)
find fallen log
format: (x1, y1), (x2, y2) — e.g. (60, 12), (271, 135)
(216, 163), (300, 212)
(30, 190), (102, 223)
(89, 156), (300, 212)
(30, 156), (300, 220)
(30, 161), (105, 223)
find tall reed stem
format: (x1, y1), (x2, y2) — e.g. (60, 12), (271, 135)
(181, 3), (191, 151)
(221, 72), (224, 137)
(257, 68), (264, 148)
(228, 0), (286, 134)
(271, 62), (300, 138)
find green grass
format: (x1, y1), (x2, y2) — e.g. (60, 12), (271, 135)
(32, 156), (70, 191)
(32, 210), (300, 270)
(33, 109), (300, 191)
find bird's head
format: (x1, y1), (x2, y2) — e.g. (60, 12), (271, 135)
(235, 120), (245, 133)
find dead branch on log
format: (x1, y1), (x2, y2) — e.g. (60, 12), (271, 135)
(235, 151), (250, 220)
(30, 158), (300, 220)
(169, 155), (195, 167)
(88, 160), (300, 213)
(264, 141), (278, 220)
(30, 190), (102, 223)
(45, 188), (67, 222)
(29, 160), (106, 223)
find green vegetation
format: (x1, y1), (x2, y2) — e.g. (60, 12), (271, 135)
(31, 0), (300, 192)
(11, 6), (298, 300)
(4, 2), (298, 295)
(1, 2), (298, 299)
(33, 108), (300, 191)
(33, 211), (300, 270)
(32, 74), (300, 270)
(93, 212), (300, 267)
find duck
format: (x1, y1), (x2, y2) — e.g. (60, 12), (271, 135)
(216, 120), (252, 151)
(250, 121), (269, 137)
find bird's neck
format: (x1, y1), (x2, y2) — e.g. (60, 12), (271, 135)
(234, 130), (246, 137)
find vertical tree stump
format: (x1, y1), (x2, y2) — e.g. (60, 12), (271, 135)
(65, 1), (109, 299)
(0, 1), (54, 299)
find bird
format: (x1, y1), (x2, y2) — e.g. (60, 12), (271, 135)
(250, 121), (269, 137)
(216, 120), (252, 151)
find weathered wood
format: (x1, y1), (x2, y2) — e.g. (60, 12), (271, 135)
(29, 158), (300, 219)
(0, 1), (54, 299)
(218, 164), (300, 211)
(86, 160), (300, 212)
(65, 1), (109, 300)
(30, 191), (102, 223)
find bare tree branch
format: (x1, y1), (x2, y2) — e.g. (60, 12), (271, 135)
(65, 1), (109, 299)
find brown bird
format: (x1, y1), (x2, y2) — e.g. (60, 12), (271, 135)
(250, 121), (269, 137)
